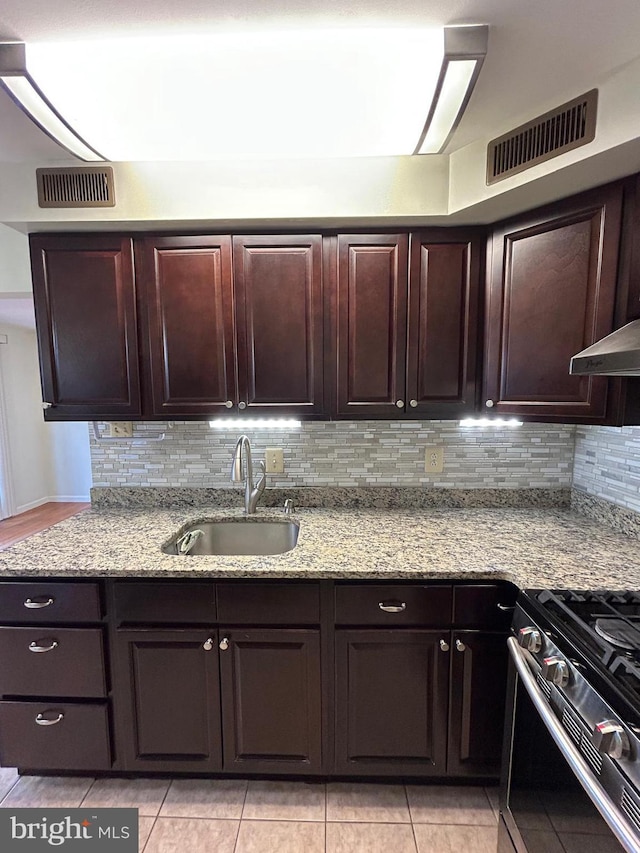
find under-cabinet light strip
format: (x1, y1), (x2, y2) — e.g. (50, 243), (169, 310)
(209, 419), (302, 430)
(459, 418), (524, 428)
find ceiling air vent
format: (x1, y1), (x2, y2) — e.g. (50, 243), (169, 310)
(487, 89), (598, 184)
(36, 167), (115, 208)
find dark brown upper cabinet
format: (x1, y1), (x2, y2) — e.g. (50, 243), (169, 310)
(137, 235), (237, 417)
(407, 230), (482, 417)
(30, 234), (141, 420)
(333, 232), (481, 419)
(233, 235), (325, 416)
(483, 183), (624, 423)
(334, 234), (409, 418)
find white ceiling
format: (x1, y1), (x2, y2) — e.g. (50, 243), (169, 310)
(1, 0), (640, 163)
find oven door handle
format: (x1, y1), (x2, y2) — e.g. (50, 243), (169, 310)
(508, 637), (640, 853)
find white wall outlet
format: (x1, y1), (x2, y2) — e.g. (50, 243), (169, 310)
(425, 446), (444, 474)
(108, 422), (133, 438)
(265, 447), (284, 474)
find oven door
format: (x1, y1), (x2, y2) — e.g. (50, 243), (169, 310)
(500, 637), (640, 853)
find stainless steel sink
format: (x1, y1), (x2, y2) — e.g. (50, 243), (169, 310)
(163, 520), (299, 556)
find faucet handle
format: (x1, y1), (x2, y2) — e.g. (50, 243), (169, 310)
(283, 498), (295, 514)
(255, 460), (267, 496)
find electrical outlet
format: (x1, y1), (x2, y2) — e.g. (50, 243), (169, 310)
(425, 446), (444, 474)
(265, 448), (284, 474)
(108, 422), (133, 438)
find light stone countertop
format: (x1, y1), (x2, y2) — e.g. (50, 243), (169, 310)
(0, 504), (639, 590)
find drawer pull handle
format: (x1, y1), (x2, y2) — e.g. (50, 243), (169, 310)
(24, 597), (54, 609)
(29, 640), (59, 653)
(35, 712), (64, 726)
(439, 639), (450, 652)
(497, 604), (515, 612)
(378, 602), (406, 613)
(456, 639), (467, 652)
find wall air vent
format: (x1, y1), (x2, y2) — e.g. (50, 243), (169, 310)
(487, 89), (598, 184)
(36, 167), (115, 208)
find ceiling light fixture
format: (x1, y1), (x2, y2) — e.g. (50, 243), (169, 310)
(414, 25), (488, 155)
(0, 42), (106, 161)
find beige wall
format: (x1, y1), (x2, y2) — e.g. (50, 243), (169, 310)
(0, 225), (32, 293)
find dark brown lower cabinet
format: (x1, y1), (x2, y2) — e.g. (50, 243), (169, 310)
(219, 629), (322, 774)
(335, 630), (449, 776)
(116, 630), (222, 772)
(447, 630), (509, 777)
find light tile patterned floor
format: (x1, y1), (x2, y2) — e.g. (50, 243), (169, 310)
(0, 776), (500, 852)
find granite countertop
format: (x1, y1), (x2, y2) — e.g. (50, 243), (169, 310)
(0, 503), (639, 590)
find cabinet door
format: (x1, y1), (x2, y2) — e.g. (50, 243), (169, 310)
(30, 234), (140, 419)
(114, 630), (222, 772)
(484, 183), (623, 422)
(448, 631), (508, 777)
(138, 235), (236, 416)
(233, 235), (324, 415)
(407, 230), (481, 417)
(335, 234), (409, 417)
(219, 628), (322, 774)
(335, 630), (448, 776)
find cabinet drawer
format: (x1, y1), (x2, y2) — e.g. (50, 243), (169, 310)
(0, 582), (101, 623)
(335, 584), (452, 626)
(217, 583), (320, 625)
(113, 581), (216, 624)
(453, 584), (517, 629)
(0, 701), (111, 770)
(0, 627), (106, 698)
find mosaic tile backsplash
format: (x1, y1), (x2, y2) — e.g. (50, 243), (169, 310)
(573, 425), (640, 513)
(90, 421), (575, 490)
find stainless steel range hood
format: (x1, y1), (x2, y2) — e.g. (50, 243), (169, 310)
(570, 319), (640, 376)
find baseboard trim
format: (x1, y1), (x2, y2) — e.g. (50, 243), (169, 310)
(14, 495), (91, 514)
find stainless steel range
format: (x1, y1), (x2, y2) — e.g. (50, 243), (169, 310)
(500, 589), (640, 853)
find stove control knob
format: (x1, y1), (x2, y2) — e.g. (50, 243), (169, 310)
(541, 656), (570, 688)
(592, 720), (631, 760)
(518, 627), (542, 653)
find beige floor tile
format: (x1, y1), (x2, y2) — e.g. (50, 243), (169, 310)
(236, 819), (325, 853)
(326, 782), (410, 823)
(326, 821), (417, 853)
(139, 816), (155, 851)
(0, 767), (19, 802)
(81, 778), (170, 817)
(242, 780), (325, 821)
(414, 823), (498, 853)
(145, 817), (238, 853)
(1, 775), (94, 808)
(407, 785), (496, 826)
(160, 778), (247, 819)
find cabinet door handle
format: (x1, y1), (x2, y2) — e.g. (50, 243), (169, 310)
(24, 597), (54, 609)
(238, 402), (247, 410)
(395, 400), (404, 408)
(378, 601), (406, 613)
(219, 637), (229, 650)
(203, 638), (214, 651)
(497, 603), (515, 612)
(439, 639), (450, 652)
(35, 712), (64, 726)
(29, 640), (59, 653)
(485, 399), (495, 408)
(224, 400), (233, 409)
(456, 639), (466, 652)
(42, 402), (54, 410)
(409, 399), (418, 408)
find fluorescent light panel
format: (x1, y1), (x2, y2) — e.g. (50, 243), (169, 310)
(209, 419), (302, 430)
(0, 44), (106, 161)
(415, 25), (488, 155)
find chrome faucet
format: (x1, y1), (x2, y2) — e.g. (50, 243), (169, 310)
(230, 434), (266, 514)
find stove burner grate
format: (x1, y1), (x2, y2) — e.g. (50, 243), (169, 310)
(592, 618), (640, 651)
